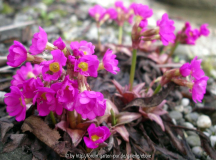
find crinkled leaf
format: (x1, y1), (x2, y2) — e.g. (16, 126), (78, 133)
(3, 134), (26, 153)
(21, 116), (69, 157)
(0, 121), (13, 143)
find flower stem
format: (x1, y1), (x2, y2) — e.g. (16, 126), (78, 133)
(118, 25), (123, 45)
(129, 49), (137, 91)
(164, 41), (180, 63)
(110, 109), (116, 126)
(77, 113), (82, 124)
(68, 111), (76, 129)
(153, 84), (161, 95)
(50, 111), (56, 125)
(97, 27), (101, 48)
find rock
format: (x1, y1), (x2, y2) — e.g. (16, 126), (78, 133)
(185, 112), (199, 125)
(182, 122), (195, 129)
(210, 135), (216, 148)
(174, 105), (184, 112)
(197, 115), (212, 128)
(14, 13), (32, 23)
(34, 2), (47, 12)
(186, 135), (201, 147)
(192, 146), (203, 158)
(183, 106), (192, 114)
(169, 111), (182, 120)
(181, 98), (190, 107)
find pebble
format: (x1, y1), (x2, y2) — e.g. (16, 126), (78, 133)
(174, 105), (184, 112)
(169, 111), (183, 120)
(183, 106), (192, 114)
(197, 115), (212, 128)
(185, 112), (199, 125)
(210, 135), (216, 148)
(186, 135), (201, 147)
(192, 146), (203, 158)
(182, 122), (195, 129)
(181, 98), (190, 107)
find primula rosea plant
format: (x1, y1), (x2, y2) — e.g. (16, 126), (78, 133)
(4, 0), (210, 152)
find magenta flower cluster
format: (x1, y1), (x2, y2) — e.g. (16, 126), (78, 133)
(177, 22), (210, 45)
(5, 26), (120, 122)
(180, 56), (208, 103)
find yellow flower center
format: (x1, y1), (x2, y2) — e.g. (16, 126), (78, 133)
(19, 98), (25, 107)
(49, 62), (60, 73)
(136, 16), (143, 23)
(78, 62), (88, 71)
(41, 92), (47, 100)
(83, 51), (87, 55)
(91, 135), (100, 142)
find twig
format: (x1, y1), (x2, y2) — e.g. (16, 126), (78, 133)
(0, 21), (36, 32)
(156, 63), (183, 68)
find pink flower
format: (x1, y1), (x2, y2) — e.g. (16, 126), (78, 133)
(70, 41), (95, 57)
(89, 5), (106, 21)
(185, 28), (200, 45)
(51, 75), (78, 111)
(102, 49), (120, 74)
(5, 86), (26, 121)
(200, 23), (210, 37)
(104, 8), (117, 20)
(68, 55), (76, 65)
(115, 1), (127, 13)
(74, 55), (99, 77)
(180, 62), (191, 77)
(133, 4), (153, 20)
(191, 76), (209, 103)
(190, 56), (205, 79)
(7, 41), (27, 67)
(74, 91), (106, 120)
(29, 26), (48, 55)
(83, 123), (110, 149)
(41, 49), (67, 81)
(53, 37), (66, 50)
(23, 78), (44, 99)
(157, 13), (175, 46)
(33, 87), (56, 116)
(180, 56), (205, 80)
(11, 62), (42, 88)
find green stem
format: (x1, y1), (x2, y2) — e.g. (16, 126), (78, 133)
(164, 41), (180, 63)
(68, 111), (76, 129)
(110, 109), (116, 126)
(153, 84), (161, 95)
(50, 111), (56, 125)
(118, 25), (123, 45)
(129, 49), (137, 91)
(97, 27), (101, 48)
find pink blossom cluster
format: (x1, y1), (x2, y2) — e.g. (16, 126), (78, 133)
(88, 1), (135, 26)
(179, 56), (208, 103)
(176, 22), (210, 45)
(161, 56), (208, 103)
(5, 26), (120, 123)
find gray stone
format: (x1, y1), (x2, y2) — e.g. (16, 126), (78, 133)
(192, 146), (203, 158)
(181, 98), (190, 107)
(182, 122), (195, 129)
(185, 112), (199, 125)
(197, 115), (212, 128)
(169, 111), (182, 120)
(183, 106), (192, 114)
(186, 135), (201, 147)
(174, 105), (184, 112)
